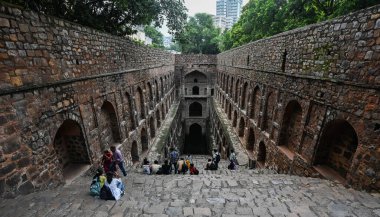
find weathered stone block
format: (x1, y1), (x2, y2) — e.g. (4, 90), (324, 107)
(0, 18), (10, 27)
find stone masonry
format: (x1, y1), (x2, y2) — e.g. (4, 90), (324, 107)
(214, 5), (380, 191)
(0, 2), (379, 199)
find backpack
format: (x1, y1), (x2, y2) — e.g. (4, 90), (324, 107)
(143, 165), (151, 174)
(99, 185), (115, 200)
(90, 178), (101, 196)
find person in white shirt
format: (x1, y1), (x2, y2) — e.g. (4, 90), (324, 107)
(104, 172), (125, 200)
(150, 160), (161, 174)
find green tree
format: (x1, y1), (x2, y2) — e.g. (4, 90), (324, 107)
(144, 25), (164, 48)
(176, 13), (221, 54)
(1, 0), (187, 36)
(220, 0), (379, 51)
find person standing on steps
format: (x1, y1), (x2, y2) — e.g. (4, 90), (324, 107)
(213, 149), (221, 169)
(169, 147), (179, 174)
(110, 145), (127, 177)
(229, 149), (238, 169)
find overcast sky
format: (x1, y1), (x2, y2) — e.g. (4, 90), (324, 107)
(160, 0), (249, 36)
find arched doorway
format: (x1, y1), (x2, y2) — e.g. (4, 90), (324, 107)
(192, 86), (199, 95)
(262, 92), (276, 132)
(246, 128), (255, 151)
(257, 141), (266, 166)
(135, 86), (145, 120)
(141, 128), (148, 152)
(155, 79), (159, 100)
(184, 123), (208, 154)
(149, 116), (155, 138)
(250, 87), (261, 121)
(156, 109), (161, 128)
(53, 120), (90, 181)
(241, 82), (248, 110)
(147, 82), (153, 109)
(131, 140), (139, 162)
(189, 102), (202, 116)
(100, 101), (121, 149)
(314, 120), (358, 178)
(238, 117), (245, 138)
(279, 100), (302, 153)
(125, 92), (135, 131)
(232, 111), (237, 127)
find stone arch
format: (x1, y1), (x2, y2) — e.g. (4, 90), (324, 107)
(161, 104), (165, 119)
(131, 140), (139, 162)
(154, 79), (159, 100)
(189, 101), (202, 116)
(279, 100), (303, 153)
(238, 117), (245, 137)
(314, 119), (358, 178)
(156, 109), (161, 128)
(192, 86), (199, 95)
(228, 103), (232, 120)
(241, 82), (248, 110)
(160, 77), (164, 98)
(100, 101), (121, 148)
(149, 116), (155, 138)
(250, 86), (261, 122)
(125, 92), (135, 131)
(147, 82), (153, 109)
(185, 70), (207, 83)
(232, 110), (238, 127)
(53, 119), (90, 179)
(234, 78), (240, 103)
(135, 86), (145, 120)
(257, 141), (266, 166)
(230, 77), (234, 96)
(141, 128), (149, 152)
(262, 91), (276, 131)
(226, 75), (229, 92)
(246, 128), (255, 151)
(184, 123), (207, 154)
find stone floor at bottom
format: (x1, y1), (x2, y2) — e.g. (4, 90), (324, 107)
(1, 164), (380, 217)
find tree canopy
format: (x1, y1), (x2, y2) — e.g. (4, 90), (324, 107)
(144, 25), (164, 48)
(176, 13), (221, 54)
(2, 0), (188, 37)
(220, 0), (379, 51)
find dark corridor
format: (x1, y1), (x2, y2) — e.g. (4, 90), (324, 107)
(184, 123), (209, 154)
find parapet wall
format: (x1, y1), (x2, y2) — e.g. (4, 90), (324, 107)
(215, 5), (380, 191)
(218, 5), (380, 86)
(0, 3), (176, 198)
(0, 3), (174, 93)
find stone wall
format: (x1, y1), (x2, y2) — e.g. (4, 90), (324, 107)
(215, 5), (380, 191)
(0, 3), (177, 198)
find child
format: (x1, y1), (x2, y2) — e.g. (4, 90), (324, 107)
(90, 168), (106, 196)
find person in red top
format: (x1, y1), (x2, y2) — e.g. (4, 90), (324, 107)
(189, 163), (199, 175)
(101, 150), (113, 173)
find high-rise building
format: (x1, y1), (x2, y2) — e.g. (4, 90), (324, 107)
(214, 0), (243, 29)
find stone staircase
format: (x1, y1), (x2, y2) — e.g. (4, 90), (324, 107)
(1, 153), (380, 217)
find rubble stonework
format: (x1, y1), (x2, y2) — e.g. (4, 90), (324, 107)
(215, 5), (380, 191)
(0, 3), (176, 198)
(0, 3), (379, 198)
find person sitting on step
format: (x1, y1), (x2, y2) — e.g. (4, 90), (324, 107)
(189, 163), (199, 175)
(150, 160), (161, 174)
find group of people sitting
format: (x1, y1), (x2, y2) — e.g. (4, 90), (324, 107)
(90, 168), (125, 200)
(142, 154), (200, 175)
(90, 145), (127, 201)
(90, 146), (239, 200)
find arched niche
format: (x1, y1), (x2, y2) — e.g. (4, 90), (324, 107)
(53, 119), (90, 180)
